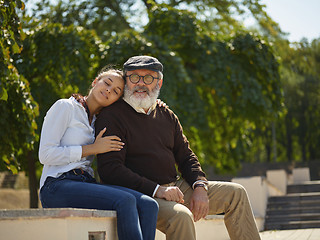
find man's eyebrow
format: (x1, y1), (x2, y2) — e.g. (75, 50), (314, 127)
(108, 78), (113, 82)
(117, 86), (122, 91)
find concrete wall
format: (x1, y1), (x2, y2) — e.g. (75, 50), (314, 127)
(266, 169), (287, 195)
(292, 167), (310, 184)
(0, 209), (117, 240)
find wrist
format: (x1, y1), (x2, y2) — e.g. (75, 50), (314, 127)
(82, 143), (97, 157)
(152, 184), (160, 197)
(194, 183), (208, 192)
(155, 186), (165, 198)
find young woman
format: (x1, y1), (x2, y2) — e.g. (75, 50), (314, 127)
(39, 67), (159, 240)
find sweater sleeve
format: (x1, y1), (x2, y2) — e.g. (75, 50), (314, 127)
(38, 99), (82, 166)
(172, 113), (207, 187)
(95, 105), (158, 196)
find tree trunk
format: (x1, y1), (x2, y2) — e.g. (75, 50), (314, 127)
(27, 151), (38, 208)
(301, 141), (307, 162)
(285, 114), (293, 162)
(265, 127), (272, 162)
(272, 122), (277, 162)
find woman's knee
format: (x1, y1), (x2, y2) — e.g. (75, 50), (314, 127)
(139, 196), (159, 213)
(116, 192), (137, 208)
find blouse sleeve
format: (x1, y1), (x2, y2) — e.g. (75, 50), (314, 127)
(38, 99), (82, 166)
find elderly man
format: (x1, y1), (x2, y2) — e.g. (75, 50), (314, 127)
(95, 55), (261, 240)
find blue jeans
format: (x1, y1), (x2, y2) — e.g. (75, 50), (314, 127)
(40, 170), (158, 240)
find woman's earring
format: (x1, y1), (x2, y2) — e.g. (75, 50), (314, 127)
(92, 78), (98, 87)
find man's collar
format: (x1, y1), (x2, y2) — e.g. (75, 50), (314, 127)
(123, 98), (157, 115)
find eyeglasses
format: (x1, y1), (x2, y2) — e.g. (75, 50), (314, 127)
(126, 74), (159, 85)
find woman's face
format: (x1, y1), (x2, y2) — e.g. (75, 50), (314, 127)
(91, 72), (124, 107)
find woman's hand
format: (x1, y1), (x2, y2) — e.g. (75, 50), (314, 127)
(156, 99), (169, 108)
(82, 128), (124, 157)
(94, 128), (124, 153)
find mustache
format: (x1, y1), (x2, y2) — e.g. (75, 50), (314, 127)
(132, 86), (150, 94)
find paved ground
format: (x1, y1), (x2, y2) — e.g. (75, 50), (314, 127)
(260, 228), (320, 240)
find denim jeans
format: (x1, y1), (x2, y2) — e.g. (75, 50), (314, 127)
(40, 170), (158, 240)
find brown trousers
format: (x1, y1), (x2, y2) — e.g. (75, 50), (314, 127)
(155, 179), (261, 240)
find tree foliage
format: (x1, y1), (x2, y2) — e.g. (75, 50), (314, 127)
(0, 0), (38, 173)
(275, 39), (320, 162)
(1, 0), (25, 99)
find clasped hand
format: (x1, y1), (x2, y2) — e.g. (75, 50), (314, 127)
(155, 185), (209, 221)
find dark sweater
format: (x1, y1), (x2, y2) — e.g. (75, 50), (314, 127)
(95, 99), (207, 196)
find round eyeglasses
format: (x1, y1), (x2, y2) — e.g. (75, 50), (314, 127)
(126, 74), (159, 85)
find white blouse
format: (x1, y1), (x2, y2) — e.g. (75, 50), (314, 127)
(39, 97), (96, 189)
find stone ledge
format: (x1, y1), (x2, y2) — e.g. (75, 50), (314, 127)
(0, 208), (118, 240)
(0, 208), (263, 240)
(0, 208), (117, 220)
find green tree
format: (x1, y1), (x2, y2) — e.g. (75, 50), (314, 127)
(1, 0), (39, 208)
(27, 0), (283, 41)
(25, 0), (139, 40)
(277, 38), (320, 162)
(1, 0), (39, 173)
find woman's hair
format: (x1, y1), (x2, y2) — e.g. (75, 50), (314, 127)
(96, 65), (124, 81)
(72, 65), (124, 101)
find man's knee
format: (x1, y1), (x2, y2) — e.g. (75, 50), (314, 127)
(166, 208), (195, 239)
(209, 181), (248, 195)
(171, 207), (194, 224)
(229, 182), (248, 199)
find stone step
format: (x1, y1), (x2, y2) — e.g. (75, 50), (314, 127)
(265, 180), (320, 231)
(265, 213), (320, 222)
(266, 206), (320, 215)
(0, 173), (17, 188)
(268, 192), (320, 203)
(287, 181), (320, 194)
(265, 220), (320, 230)
(267, 199), (320, 210)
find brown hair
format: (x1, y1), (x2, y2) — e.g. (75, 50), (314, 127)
(72, 66), (124, 102)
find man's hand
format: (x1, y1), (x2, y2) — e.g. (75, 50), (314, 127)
(189, 187), (209, 222)
(155, 186), (184, 203)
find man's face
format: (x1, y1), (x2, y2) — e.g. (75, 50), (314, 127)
(124, 69), (163, 110)
(125, 69), (162, 98)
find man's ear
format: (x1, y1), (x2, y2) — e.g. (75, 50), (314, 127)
(158, 79), (163, 89)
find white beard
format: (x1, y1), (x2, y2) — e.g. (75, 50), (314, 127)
(123, 84), (160, 110)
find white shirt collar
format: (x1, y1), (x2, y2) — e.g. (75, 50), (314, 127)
(123, 98), (157, 115)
